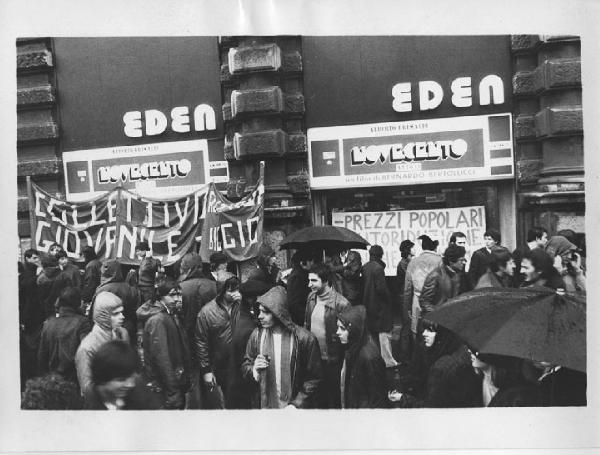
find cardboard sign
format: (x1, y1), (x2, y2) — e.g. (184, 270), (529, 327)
(308, 114), (513, 189)
(332, 206), (486, 275)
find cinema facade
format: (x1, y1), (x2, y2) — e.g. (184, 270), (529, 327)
(17, 35), (584, 273)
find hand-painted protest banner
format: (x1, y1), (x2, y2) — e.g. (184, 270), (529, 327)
(332, 206), (486, 275)
(30, 175), (264, 266)
(199, 179), (264, 262)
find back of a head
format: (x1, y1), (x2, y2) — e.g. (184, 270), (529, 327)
(489, 247), (512, 273)
(399, 240), (415, 258)
(101, 259), (124, 282)
(57, 286), (82, 310)
(369, 244), (384, 259)
(443, 244), (466, 265)
(419, 235), (439, 252)
(21, 374), (83, 410)
(179, 252), (203, 275)
(91, 340), (139, 385)
(82, 246), (97, 262)
(135, 241), (150, 252)
(42, 255), (59, 269)
(209, 251), (228, 270)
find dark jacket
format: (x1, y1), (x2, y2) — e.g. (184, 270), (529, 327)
(81, 258), (102, 303)
(304, 286), (349, 364)
(341, 251), (363, 306)
(195, 297), (241, 382)
(419, 263), (463, 316)
(138, 256), (162, 288)
(20, 262), (44, 330)
(467, 247), (492, 289)
(362, 258), (393, 333)
(538, 367), (586, 407)
(397, 345), (480, 408)
(61, 262), (82, 290)
(286, 264), (310, 325)
(241, 286), (323, 409)
(143, 305), (192, 409)
(226, 302), (259, 409)
(339, 305), (388, 408)
(37, 266), (70, 319)
(37, 306), (92, 382)
(178, 254), (217, 348)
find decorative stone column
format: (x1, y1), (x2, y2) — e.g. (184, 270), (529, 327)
(219, 36), (312, 273)
(16, 38), (60, 243)
(511, 35), (585, 243)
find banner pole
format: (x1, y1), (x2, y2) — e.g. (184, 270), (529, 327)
(26, 176), (36, 248)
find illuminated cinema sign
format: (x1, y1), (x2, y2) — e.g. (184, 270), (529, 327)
(308, 113), (513, 189)
(63, 139), (229, 202)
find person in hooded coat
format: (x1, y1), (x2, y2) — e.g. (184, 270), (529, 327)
(242, 286), (323, 409)
(545, 235), (586, 295)
(247, 244), (280, 287)
(337, 305), (388, 408)
(225, 279), (270, 409)
(341, 251), (363, 307)
(389, 321), (480, 408)
(75, 291), (129, 396)
(81, 246), (102, 305)
(93, 259), (140, 343)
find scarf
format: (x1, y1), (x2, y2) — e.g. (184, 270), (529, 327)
(260, 327), (293, 409)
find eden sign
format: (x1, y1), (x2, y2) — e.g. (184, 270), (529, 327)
(392, 74), (505, 112)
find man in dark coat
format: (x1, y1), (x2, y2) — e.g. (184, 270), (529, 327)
(134, 241), (163, 304)
(361, 245), (397, 368)
(467, 228), (501, 289)
(81, 246), (102, 305)
(337, 305), (388, 408)
(20, 250), (44, 388)
(195, 272), (241, 408)
(226, 279), (269, 409)
(38, 287), (92, 383)
(247, 244), (280, 287)
(419, 244), (467, 317)
(341, 251), (363, 307)
(37, 256), (70, 320)
(57, 250), (82, 290)
(178, 252), (217, 343)
(286, 250), (316, 325)
(141, 278), (191, 409)
(242, 286), (323, 409)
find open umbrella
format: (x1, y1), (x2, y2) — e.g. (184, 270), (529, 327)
(278, 225), (369, 251)
(426, 286), (586, 372)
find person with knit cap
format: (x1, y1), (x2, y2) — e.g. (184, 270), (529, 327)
(194, 270), (242, 408)
(140, 277), (191, 410)
(337, 305), (388, 408)
(404, 235), (442, 342)
(75, 291), (129, 396)
(84, 340), (161, 410)
(242, 286), (323, 409)
(246, 243), (280, 287)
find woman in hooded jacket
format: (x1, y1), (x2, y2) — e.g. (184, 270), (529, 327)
(389, 320), (480, 408)
(75, 291), (129, 395)
(336, 305), (388, 408)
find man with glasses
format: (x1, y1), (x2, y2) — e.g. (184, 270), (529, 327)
(140, 278), (191, 409)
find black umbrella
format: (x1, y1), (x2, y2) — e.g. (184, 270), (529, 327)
(278, 225), (370, 251)
(426, 286), (586, 372)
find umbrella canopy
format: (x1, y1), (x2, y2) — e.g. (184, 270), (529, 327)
(426, 286), (586, 372)
(279, 225), (369, 251)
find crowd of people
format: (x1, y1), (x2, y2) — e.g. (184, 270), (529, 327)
(18, 226), (586, 410)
